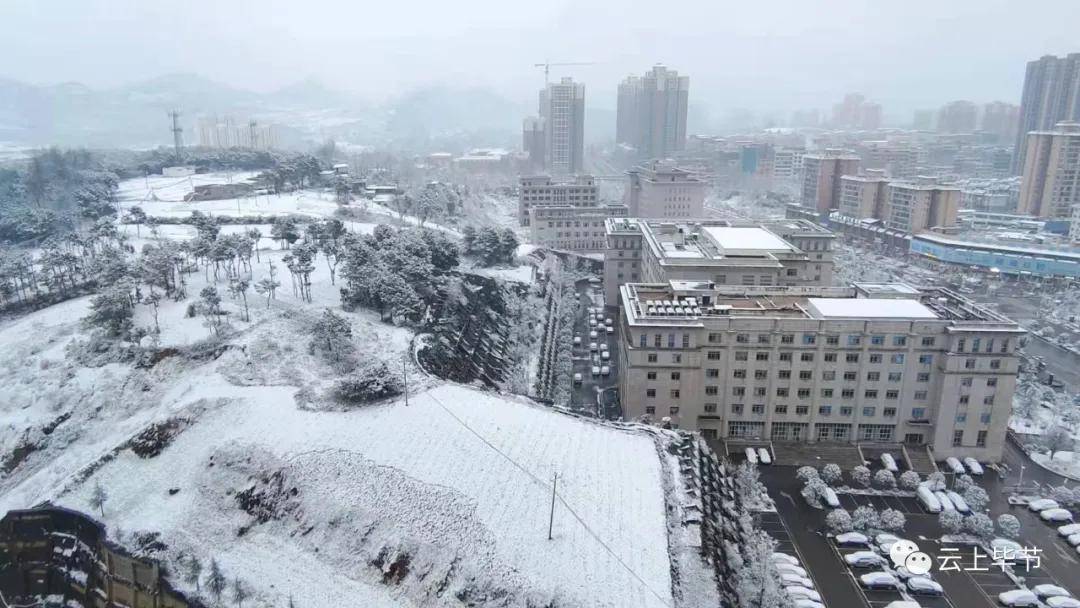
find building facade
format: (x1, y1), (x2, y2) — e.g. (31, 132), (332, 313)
(529, 204), (629, 251)
(937, 101), (978, 134)
(801, 151), (861, 214)
(603, 218), (835, 304)
(539, 77), (586, 175)
(1012, 53), (1080, 174)
(615, 281), (1023, 461)
(624, 161), (707, 218)
(1017, 122), (1080, 218)
(885, 178), (960, 233)
(839, 171), (890, 219)
(517, 175), (599, 226)
(616, 65), (690, 160)
(522, 116), (546, 170)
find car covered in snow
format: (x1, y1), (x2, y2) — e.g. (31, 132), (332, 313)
(791, 600), (824, 608)
(606, 325), (615, 334)
(775, 563), (808, 577)
(944, 456), (965, 474)
(1041, 508), (1074, 523)
(590, 365), (600, 376)
(573, 336), (581, 345)
(822, 487), (840, 508)
(589, 341), (598, 352)
(1048, 598), (1080, 608)
(934, 490), (955, 511)
(572, 373), (582, 385)
(907, 577), (943, 596)
(945, 491), (970, 513)
(758, 447), (772, 464)
(998, 590), (1039, 607)
(1033, 584), (1071, 600)
(963, 457), (984, 475)
(601, 350), (610, 360)
(881, 453), (899, 472)
(600, 365), (610, 376)
(859, 572), (900, 590)
(784, 586), (821, 603)
(875, 533), (902, 554)
(1028, 498), (1060, 512)
(779, 573), (814, 588)
(1066, 533), (1080, 547)
(745, 448), (759, 464)
(589, 330), (598, 339)
(844, 551), (886, 568)
(772, 552), (799, 566)
(835, 531), (870, 547)
(916, 485), (942, 513)
(1058, 523), (1080, 537)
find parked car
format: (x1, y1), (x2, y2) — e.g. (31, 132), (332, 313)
(835, 532), (871, 547)
(945, 491), (971, 513)
(884, 602), (923, 608)
(859, 572), (900, 590)
(600, 365), (610, 376)
(1028, 498), (1060, 512)
(758, 447), (772, 465)
(601, 351), (610, 360)
(935, 491), (956, 512)
(589, 330), (598, 339)
(894, 566), (930, 581)
(606, 325), (615, 334)
(845, 551), (887, 568)
(945, 456), (966, 474)
(881, 453), (899, 472)
(605, 318), (613, 326)
(875, 533), (902, 554)
(907, 577), (943, 596)
(784, 586), (821, 603)
(1048, 598), (1080, 608)
(1041, 508), (1074, 523)
(776, 563), (808, 577)
(590, 365), (600, 376)
(572, 373), (582, 385)
(791, 600), (824, 608)
(1058, 523), (1080, 537)
(1066, 533), (1080, 547)
(917, 485), (942, 513)
(822, 487), (840, 508)
(998, 590), (1039, 607)
(589, 318), (597, 328)
(745, 447), (759, 464)
(964, 457), (985, 475)
(780, 573), (814, 589)
(573, 336), (581, 346)
(772, 552), (799, 566)
(1033, 584), (1071, 600)
(589, 342), (598, 352)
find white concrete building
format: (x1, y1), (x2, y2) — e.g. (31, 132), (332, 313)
(529, 204), (629, 252)
(517, 175), (598, 226)
(624, 161), (707, 219)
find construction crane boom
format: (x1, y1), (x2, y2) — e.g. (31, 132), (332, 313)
(534, 61), (596, 85)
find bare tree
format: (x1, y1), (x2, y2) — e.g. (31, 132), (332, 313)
(89, 481), (108, 517)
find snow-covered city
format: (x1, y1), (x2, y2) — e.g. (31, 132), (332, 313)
(3, 3), (1080, 608)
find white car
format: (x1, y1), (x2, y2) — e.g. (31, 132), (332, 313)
(935, 490), (956, 511)
(605, 317), (613, 326)
(835, 531), (870, 547)
(945, 491), (971, 513)
(780, 573), (813, 588)
(859, 572), (900, 590)
(884, 602), (923, 608)
(1048, 598), (1080, 608)
(1066, 533), (1080, 547)
(572, 373), (582, 385)
(606, 325), (615, 334)
(964, 457), (985, 475)
(1058, 523), (1080, 537)
(845, 551), (886, 568)
(588, 318), (597, 328)
(573, 336), (581, 346)
(589, 330), (598, 339)
(775, 563), (808, 577)
(894, 566), (929, 581)
(907, 577), (943, 596)
(772, 552), (799, 566)
(876, 533), (901, 554)
(589, 342), (598, 352)
(745, 447), (759, 464)
(1029, 498), (1061, 512)
(998, 590), (1039, 607)
(945, 456), (966, 474)
(1041, 508), (1074, 523)
(601, 350), (610, 360)
(881, 453), (899, 472)
(822, 487), (840, 508)
(600, 365), (610, 376)
(1033, 584), (1071, 600)
(792, 600), (824, 608)
(591, 365), (600, 376)
(758, 447), (772, 465)
(784, 586), (821, 603)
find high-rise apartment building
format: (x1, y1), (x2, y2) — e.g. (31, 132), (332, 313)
(839, 170), (890, 219)
(801, 150), (860, 214)
(980, 102), (1020, 142)
(527, 77), (585, 175)
(614, 280), (1022, 461)
(936, 101), (978, 134)
(616, 65), (690, 160)
(1012, 53), (1080, 174)
(603, 218), (835, 304)
(522, 117), (546, 170)
(623, 161), (706, 219)
(885, 177), (960, 233)
(1017, 122), (1080, 218)
(831, 94), (882, 130)
(517, 175), (598, 226)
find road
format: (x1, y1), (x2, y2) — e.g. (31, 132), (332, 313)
(1022, 337), (1080, 390)
(568, 278), (621, 419)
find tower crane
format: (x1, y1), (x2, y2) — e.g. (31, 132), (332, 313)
(534, 61), (596, 85)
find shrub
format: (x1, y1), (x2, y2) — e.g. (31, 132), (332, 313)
(333, 361), (403, 404)
(874, 469), (896, 489)
(899, 470), (921, 491)
(826, 509), (853, 534)
(939, 509), (963, 535)
(796, 466), (820, 483)
(822, 463), (843, 485)
(996, 514), (1021, 539)
(851, 465), (872, 488)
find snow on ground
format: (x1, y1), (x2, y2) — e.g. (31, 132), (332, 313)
(1030, 451), (1080, 481)
(468, 263), (535, 284)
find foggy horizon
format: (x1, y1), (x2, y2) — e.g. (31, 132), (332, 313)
(3, 0), (1079, 120)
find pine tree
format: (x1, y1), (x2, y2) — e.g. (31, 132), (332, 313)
(232, 577), (247, 608)
(89, 481), (108, 517)
(206, 559), (226, 603)
(184, 555), (203, 591)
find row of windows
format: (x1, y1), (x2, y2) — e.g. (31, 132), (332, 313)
(730, 350), (921, 365)
(721, 421), (897, 442)
(717, 332), (941, 348)
(953, 429), (990, 447)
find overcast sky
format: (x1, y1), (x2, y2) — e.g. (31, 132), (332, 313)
(3, 0), (1079, 119)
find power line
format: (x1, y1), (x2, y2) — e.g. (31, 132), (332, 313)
(421, 390), (673, 608)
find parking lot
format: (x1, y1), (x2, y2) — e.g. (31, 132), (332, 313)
(569, 279), (621, 418)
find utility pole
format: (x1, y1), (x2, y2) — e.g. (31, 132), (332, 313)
(403, 359), (409, 406)
(168, 110), (184, 162)
(548, 472), (558, 540)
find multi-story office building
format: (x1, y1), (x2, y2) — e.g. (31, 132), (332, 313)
(885, 177), (960, 233)
(529, 77), (585, 175)
(603, 218), (835, 304)
(1013, 53), (1080, 174)
(616, 65), (690, 160)
(831, 93), (882, 130)
(839, 170), (890, 219)
(529, 204), (629, 252)
(517, 175), (598, 226)
(937, 101), (978, 134)
(801, 150), (860, 214)
(772, 148), (806, 180)
(624, 161), (706, 219)
(1017, 122), (1080, 218)
(522, 117), (546, 170)
(615, 280), (1023, 461)
(981, 102), (1020, 142)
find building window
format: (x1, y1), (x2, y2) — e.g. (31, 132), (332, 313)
(647, 371), (657, 380)
(776, 388), (789, 397)
(645, 406), (655, 414)
(953, 430), (964, 447)
(648, 354), (657, 363)
(980, 412), (992, 423)
(654, 334), (662, 348)
(706, 368), (719, 378)
(670, 390), (680, 399)
(912, 407), (926, 420)
(756, 352), (770, 361)
(840, 406), (853, 416)
(707, 351), (721, 361)
(976, 430), (987, 447)
(871, 335), (885, 345)
(671, 372), (681, 381)
(848, 336), (862, 346)
(781, 334), (794, 344)
(668, 334), (675, 348)
(884, 407), (897, 417)
(863, 406), (876, 417)
(708, 332), (722, 343)
(886, 390), (900, 400)
(957, 338), (966, 352)
(731, 403), (744, 414)
(826, 335), (839, 346)
(824, 353), (837, 362)
(888, 372), (902, 382)
(803, 334), (816, 345)
(983, 395), (995, 405)
(841, 389), (855, 398)
(917, 373), (930, 382)
(752, 404), (765, 414)
(704, 403), (717, 413)
(682, 334), (690, 348)
(891, 354), (905, 364)
(965, 358), (976, 369)
(775, 404), (788, 414)
(736, 333), (749, 343)
(672, 354), (682, 363)
(843, 371), (857, 381)
(990, 359), (1002, 370)
(867, 372), (880, 381)
(801, 353), (814, 362)
(819, 406), (832, 416)
(755, 370), (768, 380)
(846, 354), (859, 363)
(799, 371), (812, 380)
(919, 354), (933, 365)
(733, 369), (746, 379)
(779, 370), (791, 379)
(987, 377), (997, 387)
(670, 406), (680, 414)
(956, 413), (967, 422)
(921, 337), (935, 347)
(735, 351), (748, 361)
(869, 354), (883, 364)
(795, 405), (809, 415)
(823, 371), (836, 381)
(758, 334), (771, 344)
(797, 388), (811, 398)
(646, 389), (656, 398)
(893, 336), (907, 346)
(914, 391), (927, 400)
(779, 352), (793, 362)
(754, 387), (767, 397)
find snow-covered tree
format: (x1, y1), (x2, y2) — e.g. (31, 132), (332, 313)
(228, 278), (250, 323)
(796, 466), (819, 484)
(232, 577), (247, 608)
(334, 360), (403, 404)
(83, 286), (135, 338)
(206, 559), (226, 603)
(734, 461), (768, 507)
(851, 465), (872, 488)
(899, 470), (921, 491)
(879, 508), (905, 532)
(821, 463), (843, 485)
(125, 205), (147, 236)
(851, 505), (879, 532)
(826, 508), (853, 534)
(926, 471), (946, 491)
(184, 555), (203, 591)
(954, 474), (974, 493)
(963, 485), (990, 512)
(801, 479), (825, 508)
(939, 509), (963, 535)
(1042, 426), (1074, 460)
(309, 309), (354, 363)
(200, 286), (226, 337)
(874, 469), (896, 489)
(1051, 485), (1077, 507)
(254, 260), (280, 308)
(734, 525), (784, 608)
(996, 513), (1021, 540)
(89, 481), (108, 517)
(246, 228), (262, 262)
(964, 513), (995, 540)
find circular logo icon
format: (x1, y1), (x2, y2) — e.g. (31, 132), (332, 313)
(889, 539), (920, 567)
(905, 551), (933, 576)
